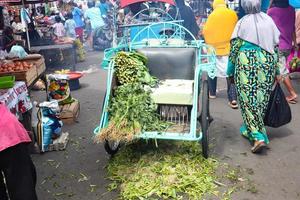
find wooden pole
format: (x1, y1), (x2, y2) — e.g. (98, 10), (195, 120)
(22, 0), (31, 51)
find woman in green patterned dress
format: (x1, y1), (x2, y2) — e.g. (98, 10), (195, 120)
(227, 0), (281, 153)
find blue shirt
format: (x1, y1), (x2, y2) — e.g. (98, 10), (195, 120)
(65, 19), (76, 38)
(99, 3), (109, 16)
(84, 7), (105, 30)
(72, 7), (84, 28)
(261, 0), (270, 12)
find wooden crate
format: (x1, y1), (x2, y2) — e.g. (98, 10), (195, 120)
(13, 55), (46, 77)
(35, 57), (46, 76)
(0, 65), (37, 86)
(60, 100), (80, 124)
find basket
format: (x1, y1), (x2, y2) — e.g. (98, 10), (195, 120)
(0, 76), (15, 89)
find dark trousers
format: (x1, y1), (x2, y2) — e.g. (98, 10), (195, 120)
(208, 77), (237, 102)
(0, 143), (37, 200)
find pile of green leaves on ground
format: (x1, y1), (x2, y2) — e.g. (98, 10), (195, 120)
(107, 141), (219, 200)
(96, 51), (168, 143)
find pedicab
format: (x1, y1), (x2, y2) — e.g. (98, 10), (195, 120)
(94, 21), (216, 158)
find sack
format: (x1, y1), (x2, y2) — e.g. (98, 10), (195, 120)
(36, 101), (63, 152)
(289, 0), (300, 8)
(264, 83), (292, 128)
(286, 49), (300, 73)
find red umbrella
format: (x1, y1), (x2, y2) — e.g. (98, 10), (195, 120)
(120, 0), (175, 8)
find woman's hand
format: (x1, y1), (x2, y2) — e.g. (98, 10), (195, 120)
(275, 75), (282, 82)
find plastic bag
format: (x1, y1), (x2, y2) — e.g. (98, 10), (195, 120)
(286, 49), (300, 73)
(9, 45), (28, 59)
(264, 83), (292, 128)
(36, 101), (63, 152)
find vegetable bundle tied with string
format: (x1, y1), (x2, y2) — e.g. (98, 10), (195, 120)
(114, 51), (157, 86)
(95, 51), (169, 143)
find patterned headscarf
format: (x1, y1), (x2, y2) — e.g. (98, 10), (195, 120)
(241, 0), (261, 14)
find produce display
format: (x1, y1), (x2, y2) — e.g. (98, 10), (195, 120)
(114, 52), (157, 86)
(74, 39), (86, 62)
(48, 78), (74, 105)
(96, 51), (169, 143)
(0, 61), (34, 73)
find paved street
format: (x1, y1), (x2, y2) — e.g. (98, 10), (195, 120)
(31, 51), (300, 200)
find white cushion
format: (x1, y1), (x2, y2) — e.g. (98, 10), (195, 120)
(150, 79), (194, 105)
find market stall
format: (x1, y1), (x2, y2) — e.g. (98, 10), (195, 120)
(30, 43), (77, 71)
(0, 54), (46, 88)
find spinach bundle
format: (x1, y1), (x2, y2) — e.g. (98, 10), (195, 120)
(96, 52), (168, 143)
(114, 52), (157, 87)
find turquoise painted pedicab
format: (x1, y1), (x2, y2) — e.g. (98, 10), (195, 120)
(94, 21), (216, 158)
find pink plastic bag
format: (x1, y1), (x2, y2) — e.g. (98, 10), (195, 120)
(286, 49), (300, 73)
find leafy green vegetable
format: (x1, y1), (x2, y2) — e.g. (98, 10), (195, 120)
(96, 52), (168, 143)
(105, 141), (246, 200)
(114, 52), (157, 87)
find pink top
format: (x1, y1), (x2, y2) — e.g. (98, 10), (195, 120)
(0, 104), (31, 152)
(53, 22), (65, 38)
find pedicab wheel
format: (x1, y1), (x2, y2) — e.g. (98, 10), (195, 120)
(104, 140), (120, 155)
(201, 79), (209, 159)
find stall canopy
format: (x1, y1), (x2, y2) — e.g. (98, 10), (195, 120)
(120, 0), (175, 8)
(0, 0), (56, 5)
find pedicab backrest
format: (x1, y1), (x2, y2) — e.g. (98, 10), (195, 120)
(137, 48), (196, 80)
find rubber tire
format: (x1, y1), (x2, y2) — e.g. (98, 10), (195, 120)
(201, 80), (209, 159)
(104, 140), (120, 155)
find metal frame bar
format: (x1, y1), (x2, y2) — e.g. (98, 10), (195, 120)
(94, 22), (216, 142)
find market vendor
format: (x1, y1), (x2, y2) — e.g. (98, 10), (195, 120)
(11, 16), (25, 33)
(0, 103), (37, 200)
(2, 26), (17, 52)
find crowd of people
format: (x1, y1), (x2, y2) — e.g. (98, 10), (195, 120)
(1, 0), (112, 52)
(203, 0), (299, 153)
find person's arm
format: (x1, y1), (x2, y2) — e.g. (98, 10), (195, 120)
(227, 38), (243, 77)
(202, 14), (213, 41)
(84, 10), (88, 19)
(292, 32), (298, 50)
(77, 7), (83, 17)
(274, 46), (281, 75)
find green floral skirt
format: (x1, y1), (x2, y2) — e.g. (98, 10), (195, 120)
(235, 49), (277, 144)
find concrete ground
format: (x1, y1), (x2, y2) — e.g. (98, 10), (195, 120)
(31, 51), (300, 200)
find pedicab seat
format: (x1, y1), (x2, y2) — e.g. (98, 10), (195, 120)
(137, 47), (196, 80)
(137, 47), (196, 105)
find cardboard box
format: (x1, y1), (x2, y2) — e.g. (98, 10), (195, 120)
(47, 132), (69, 152)
(60, 100), (80, 124)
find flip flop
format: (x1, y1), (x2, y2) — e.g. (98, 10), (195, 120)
(209, 95), (216, 99)
(251, 141), (266, 154)
(228, 101), (238, 109)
